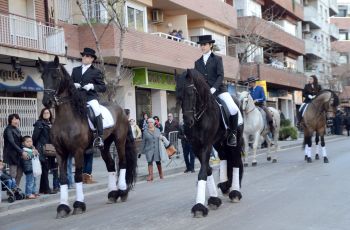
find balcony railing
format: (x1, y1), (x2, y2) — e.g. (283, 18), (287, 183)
(329, 24), (339, 40)
(0, 13), (65, 55)
(151, 32), (199, 48)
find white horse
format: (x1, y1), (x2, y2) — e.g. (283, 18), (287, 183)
(239, 91), (281, 166)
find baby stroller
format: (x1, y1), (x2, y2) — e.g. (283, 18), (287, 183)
(1, 171), (25, 203)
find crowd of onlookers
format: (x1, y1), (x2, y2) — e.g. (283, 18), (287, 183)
(168, 29), (184, 41)
(330, 109), (350, 136)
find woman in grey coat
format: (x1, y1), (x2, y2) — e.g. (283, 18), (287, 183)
(142, 118), (166, 181)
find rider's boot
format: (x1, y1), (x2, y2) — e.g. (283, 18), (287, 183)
(94, 114), (104, 148)
(227, 114), (238, 147)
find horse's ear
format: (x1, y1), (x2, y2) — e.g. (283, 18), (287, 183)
(54, 55), (60, 66)
(37, 57), (45, 73)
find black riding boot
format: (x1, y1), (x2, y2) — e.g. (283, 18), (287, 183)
(227, 114), (238, 147)
(94, 115), (104, 148)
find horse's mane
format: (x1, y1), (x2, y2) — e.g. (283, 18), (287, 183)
(316, 89), (339, 107)
(46, 61), (87, 117)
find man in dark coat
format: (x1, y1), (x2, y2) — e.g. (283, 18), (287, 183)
(72, 47), (106, 148)
(164, 113), (180, 139)
(194, 35), (241, 146)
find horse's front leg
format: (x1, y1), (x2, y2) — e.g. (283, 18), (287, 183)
(192, 145), (211, 218)
(72, 150), (86, 215)
(315, 133), (320, 160)
(265, 134), (272, 161)
(242, 133), (249, 167)
(56, 153), (71, 219)
(252, 132), (260, 166)
(206, 164), (222, 210)
(320, 134), (329, 163)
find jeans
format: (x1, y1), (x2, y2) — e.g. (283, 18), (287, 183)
(52, 169), (60, 190)
(4, 178), (17, 190)
(67, 155), (74, 187)
(182, 142), (195, 171)
(25, 173), (37, 195)
(83, 153), (93, 174)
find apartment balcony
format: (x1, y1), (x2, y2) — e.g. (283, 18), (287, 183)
(152, 0), (236, 29)
(240, 63), (306, 89)
(73, 24), (239, 78)
(328, 0), (338, 16)
(304, 6), (323, 29)
(330, 17), (350, 30)
(332, 40), (350, 53)
(266, 0), (304, 20)
(305, 39), (325, 59)
(237, 17), (304, 55)
(0, 13), (65, 58)
(329, 24), (339, 41)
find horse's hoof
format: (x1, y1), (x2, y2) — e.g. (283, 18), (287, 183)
(304, 155), (308, 161)
(324, 157), (329, 163)
(217, 181), (230, 196)
(315, 154), (320, 160)
(272, 159), (277, 163)
(56, 204), (71, 219)
(119, 190), (129, 202)
(107, 190), (119, 204)
(243, 162), (249, 167)
(72, 201), (86, 215)
(267, 156), (272, 161)
(191, 203), (208, 218)
(252, 162), (257, 167)
(229, 190), (242, 203)
(307, 157), (312, 163)
(207, 197), (222, 210)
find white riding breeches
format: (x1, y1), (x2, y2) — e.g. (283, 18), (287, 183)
(87, 99), (101, 116)
(218, 92), (239, 115)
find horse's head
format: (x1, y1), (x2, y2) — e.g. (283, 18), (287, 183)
(38, 56), (64, 108)
(176, 69), (209, 128)
(239, 91), (255, 112)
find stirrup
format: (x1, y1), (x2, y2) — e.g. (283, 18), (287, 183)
(93, 136), (104, 148)
(227, 133), (237, 147)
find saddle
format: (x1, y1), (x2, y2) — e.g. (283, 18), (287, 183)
(87, 105), (114, 131)
(256, 107), (268, 129)
(215, 97), (230, 129)
(299, 103), (309, 118)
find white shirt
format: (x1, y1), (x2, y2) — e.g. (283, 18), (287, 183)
(202, 51), (212, 65)
(82, 64), (91, 75)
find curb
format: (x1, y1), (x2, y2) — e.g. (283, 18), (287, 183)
(0, 135), (345, 214)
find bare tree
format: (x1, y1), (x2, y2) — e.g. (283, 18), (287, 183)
(76, 0), (133, 102)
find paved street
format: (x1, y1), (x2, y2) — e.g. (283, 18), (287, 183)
(1, 136), (349, 230)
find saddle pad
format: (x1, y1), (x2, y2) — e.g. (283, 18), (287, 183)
(300, 104), (309, 117)
(257, 107), (268, 128)
(88, 105), (114, 130)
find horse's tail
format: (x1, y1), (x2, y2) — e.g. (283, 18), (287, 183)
(125, 135), (137, 189)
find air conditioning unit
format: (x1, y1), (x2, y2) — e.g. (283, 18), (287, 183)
(152, 9), (164, 23)
(303, 23), (310, 33)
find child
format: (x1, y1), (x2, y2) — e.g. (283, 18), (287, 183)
(0, 160), (17, 190)
(21, 136), (39, 199)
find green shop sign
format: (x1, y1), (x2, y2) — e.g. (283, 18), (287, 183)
(133, 68), (176, 91)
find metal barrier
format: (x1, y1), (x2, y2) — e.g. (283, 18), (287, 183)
(166, 131), (179, 167)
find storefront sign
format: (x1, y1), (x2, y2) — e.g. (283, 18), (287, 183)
(0, 70), (24, 81)
(133, 68), (176, 91)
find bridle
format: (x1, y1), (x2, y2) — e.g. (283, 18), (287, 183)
(183, 84), (207, 123)
(43, 66), (71, 107)
(242, 95), (255, 114)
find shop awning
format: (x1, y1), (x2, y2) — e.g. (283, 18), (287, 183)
(0, 76), (43, 92)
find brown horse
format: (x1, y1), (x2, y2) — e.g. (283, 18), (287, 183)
(38, 56), (137, 218)
(301, 90), (339, 163)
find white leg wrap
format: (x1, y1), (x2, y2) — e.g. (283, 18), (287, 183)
(219, 160), (228, 183)
(206, 175), (218, 197)
(108, 172), (118, 192)
(304, 146), (308, 156)
(231, 167), (240, 191)
(118, 169), (127, 190)
(321, 147), (327, 157)
(75, 182), (84, 202)
(307, 146), (312, 158)
(196, 180), (206, 205)
(60, 184), (69, 205)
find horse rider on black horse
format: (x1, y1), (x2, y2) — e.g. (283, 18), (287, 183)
(194, 35), (241, 146)
(72, 47), (106, 148)
(297, 75), (322, 125)
(247, 76), (275, 133)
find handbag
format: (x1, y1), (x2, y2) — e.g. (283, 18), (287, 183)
(159, 139), (169, 163)
(32, 156), (42, 177)
(43, 144), (56, 157)
(166, 145), (176, 157)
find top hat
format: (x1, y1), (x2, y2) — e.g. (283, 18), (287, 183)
(80, 47), (97, 59)
(247, 76), (259, 83)
(197, 35), (215, 44)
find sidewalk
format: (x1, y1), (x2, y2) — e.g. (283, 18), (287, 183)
(0, 134), (345, 213)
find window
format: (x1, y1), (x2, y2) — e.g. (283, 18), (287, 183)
(339, 30), (348, 40)
(125, 2), (147, 32)
(339, 54), (348, 64)
(82, 0), (108, 23)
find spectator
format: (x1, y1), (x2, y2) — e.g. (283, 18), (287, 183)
(141, 118), (166, 181)
(3, 113), (24, 186)
(32, 108), (57, 194)
(83, 152), (96, 184)
(153, 116), (163, 132)
(170, 29), (178, 39)
(344, 112), (350, 136)
(129, 119), (142, 139)
(21, 136), (39, 199)
(164, 113), (180, 139)
(176, 30), (184, 40)
(138, 112), (148, 134)
(0, 160), (17, 190)
(179, 124), (195, 173)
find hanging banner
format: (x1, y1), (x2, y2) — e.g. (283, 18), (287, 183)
(256, 80), (267, 98)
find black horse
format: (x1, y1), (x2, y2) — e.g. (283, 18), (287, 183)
(176, 69), (244, 218)
(38, 56), (137, 218)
